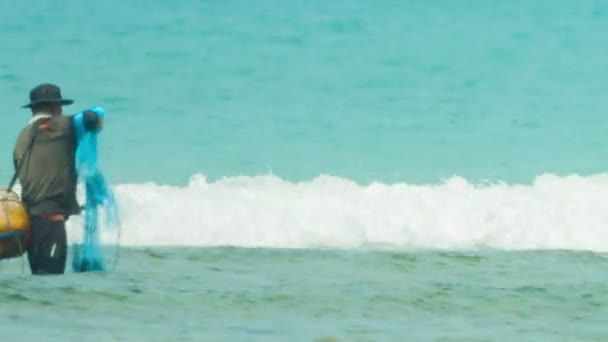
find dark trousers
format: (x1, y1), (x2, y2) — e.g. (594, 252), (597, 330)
(27, 216), (67, 275)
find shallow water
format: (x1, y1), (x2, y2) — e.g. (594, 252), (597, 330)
(1, 248), (607, 341)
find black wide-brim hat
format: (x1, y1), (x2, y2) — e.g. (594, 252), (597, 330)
(22, 83), (74, 108)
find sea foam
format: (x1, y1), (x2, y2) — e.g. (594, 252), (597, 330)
(64, 173), (608, 251)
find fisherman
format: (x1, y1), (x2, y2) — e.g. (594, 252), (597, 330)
(13, 83), (103, 275)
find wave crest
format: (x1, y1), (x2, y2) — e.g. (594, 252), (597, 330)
(66, 173), (608, 251)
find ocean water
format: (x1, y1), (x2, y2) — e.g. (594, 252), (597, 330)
(1, 0), (608, 340)
(1, 248), (607, 341)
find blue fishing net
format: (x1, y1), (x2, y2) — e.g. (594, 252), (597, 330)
(71, 106), (120, 272)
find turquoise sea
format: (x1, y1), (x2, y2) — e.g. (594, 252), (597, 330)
(1, 0), (608, 340)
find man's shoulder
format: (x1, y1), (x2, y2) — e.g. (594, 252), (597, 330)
(17, 114), (69, 132)
(50, 114), (73, 127)
(14, 115), (74, 146)
(38, 115), (75, 136)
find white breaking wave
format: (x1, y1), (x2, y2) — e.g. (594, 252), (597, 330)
(65, 173), (608, 251)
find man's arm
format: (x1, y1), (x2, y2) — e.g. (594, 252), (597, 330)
(69, 108), (105, 147)
(75, 109), (103, 132)
(83, 109), (103, 132)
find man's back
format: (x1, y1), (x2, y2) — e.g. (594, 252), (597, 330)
(14, 115), (79, 217)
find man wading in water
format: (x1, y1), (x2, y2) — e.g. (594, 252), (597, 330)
(13, 84), (103, 275)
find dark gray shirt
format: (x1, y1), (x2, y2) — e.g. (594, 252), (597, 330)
(13, 114), (80, 217)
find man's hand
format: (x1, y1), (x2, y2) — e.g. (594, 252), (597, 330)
(83, 109), (103, 132)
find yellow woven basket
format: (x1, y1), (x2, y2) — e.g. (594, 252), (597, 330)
(0, 189), (30, 259)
